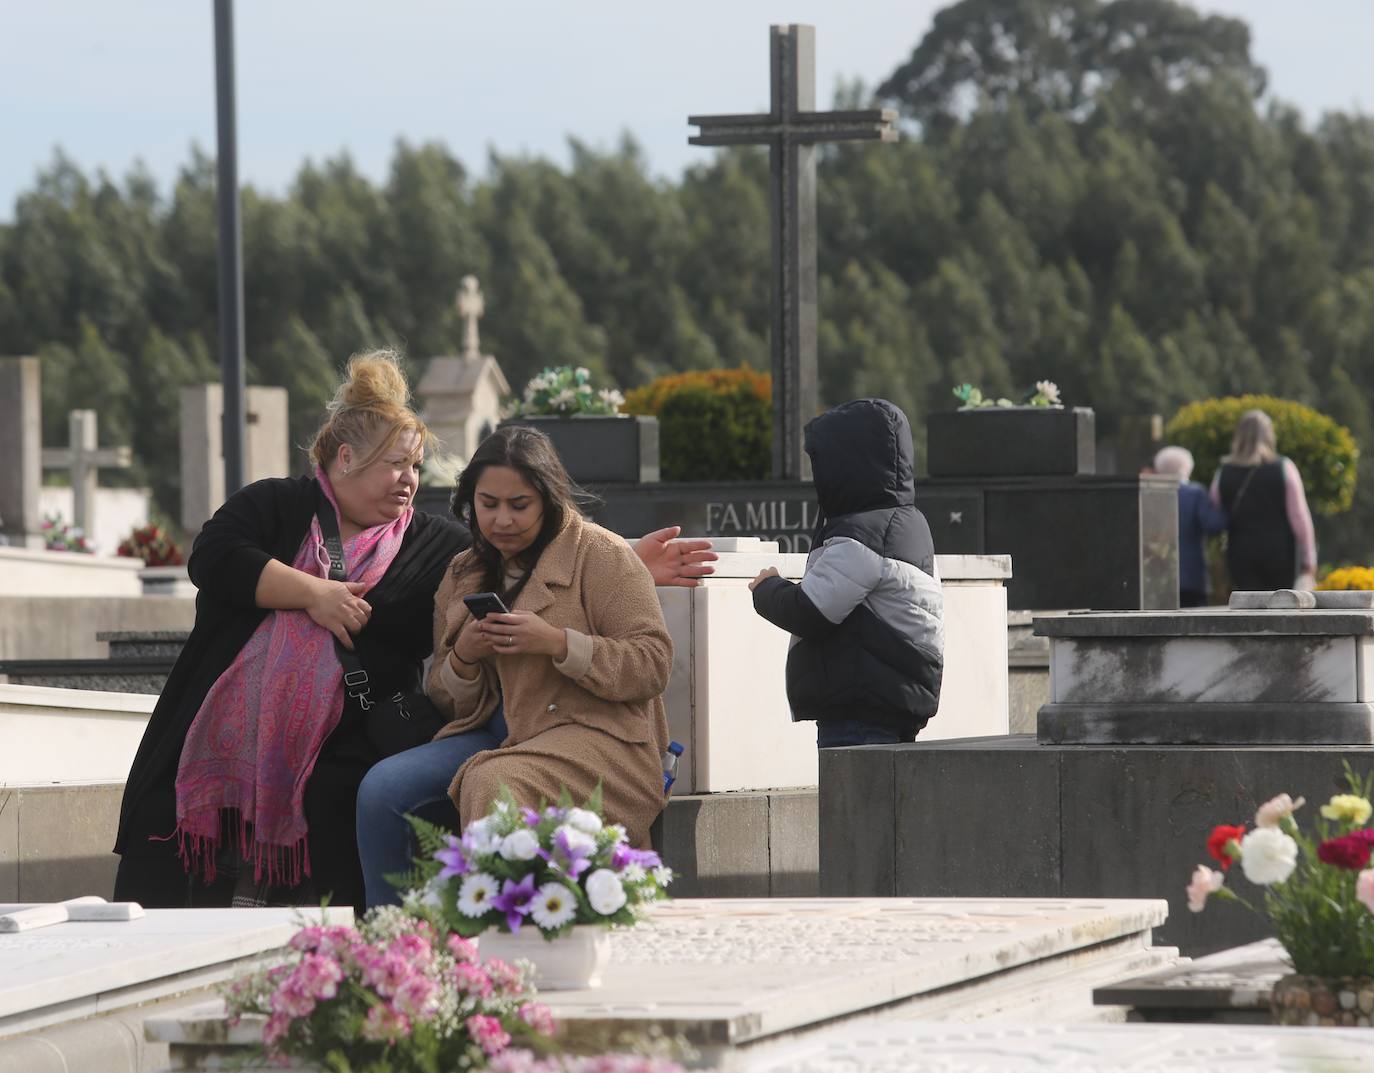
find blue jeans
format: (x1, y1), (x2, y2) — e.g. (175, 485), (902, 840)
(816, 719), (912, 748)
(356, 707), (508, 908)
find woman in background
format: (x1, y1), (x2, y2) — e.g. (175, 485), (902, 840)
(1211, 409), (1317, 592)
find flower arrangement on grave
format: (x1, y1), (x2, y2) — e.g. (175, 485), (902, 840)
(41, 512), (94, 553)
(1316, 566), (1374, 591)
(404, 788), (672, 941)
(116, 522), (184, 566)
(510, 366), (625, 418)
(953, 380), (1062, 410)
(1186, 765), (1374, 1025)
(223, 905), (555, 1070)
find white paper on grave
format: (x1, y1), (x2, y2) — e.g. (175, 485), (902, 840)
(0, 896), (144, 933)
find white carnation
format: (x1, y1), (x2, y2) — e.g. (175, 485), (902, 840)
(565, 808), (602, 835)
(463, 816), (502, 855)
(585, 868), (627, 915)
(500, 829), (540, 861)
(1239, 827), (1299, 886)
(554, 824), (598, 856)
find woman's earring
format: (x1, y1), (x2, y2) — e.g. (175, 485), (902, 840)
(342, 466), (349, 475)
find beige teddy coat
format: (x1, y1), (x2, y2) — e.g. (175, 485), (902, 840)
(425, 512), (672, 847)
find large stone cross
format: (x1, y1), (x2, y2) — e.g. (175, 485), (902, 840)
(690, 24), (896, 481)
(457, 275), (485, 361)
(40, 410), (133, 539)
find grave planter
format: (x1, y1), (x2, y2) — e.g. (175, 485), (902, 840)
(476, 924), (612, 990)
(1270, 974), (1374, 1027)
(926, 406), (1095, 479)
(499, 415), (660, 484)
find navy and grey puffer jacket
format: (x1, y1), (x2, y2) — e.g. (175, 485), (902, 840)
(752, 399), (944, 734)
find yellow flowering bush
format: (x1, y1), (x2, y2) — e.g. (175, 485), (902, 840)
(1317, 567), (1374, 591)
(1165, 395), (1358, 515)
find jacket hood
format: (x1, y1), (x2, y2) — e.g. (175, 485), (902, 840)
(805, 398), (916, 517)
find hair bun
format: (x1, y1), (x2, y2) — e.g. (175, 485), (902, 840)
(337, 348), (410, 411)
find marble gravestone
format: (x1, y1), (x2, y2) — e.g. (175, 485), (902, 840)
(180, 384), (290, 537)
(0, 357), (43, 547)
(148, 896), (1175, 1071)
(0, 905), (351, 1072)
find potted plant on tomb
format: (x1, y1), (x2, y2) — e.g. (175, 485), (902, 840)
(926, 379), (1097, 479)
(1185, 765), (1374, 1026)
(499, 366), (660, 484)
(403, 788), (673, 991)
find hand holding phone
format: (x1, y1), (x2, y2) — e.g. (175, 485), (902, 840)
(462, 592), (510, 621)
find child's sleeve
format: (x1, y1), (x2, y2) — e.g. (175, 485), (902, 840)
(752, 538), (883, 639)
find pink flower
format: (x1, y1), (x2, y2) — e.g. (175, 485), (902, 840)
(1358, 869), (1374, 914)
(447, 933), (479, 963)
(519, 1001), (557, 1037)
(362, 951), (412, 998)
(451, 960), (494, 998)
(293, 953), (343, 1000)
(394, 973), (439, 1019)
(269, 980), (316, 1019)
(467, 1013), (512, 1057)
(484, 957), (525, 994)
(361, 1002), (410, 1043)
(1186, 864), (1225, 912)
(387, 931), (433, 966)
(262, 1012), (293, 1050)
(1255, 793), (1305, 828)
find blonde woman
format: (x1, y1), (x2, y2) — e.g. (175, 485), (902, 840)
(1209, 410), (1317, 592)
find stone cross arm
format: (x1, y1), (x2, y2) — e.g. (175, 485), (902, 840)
(40, 445), (133, 470)
(689, 107), (898, 147)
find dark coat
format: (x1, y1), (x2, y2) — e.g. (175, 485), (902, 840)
(1177, 480), (1227, 595)
(113, 476), (466, 907)
(752, 399), (944, 734)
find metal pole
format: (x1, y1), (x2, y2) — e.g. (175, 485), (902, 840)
(214, 0), (246, 493)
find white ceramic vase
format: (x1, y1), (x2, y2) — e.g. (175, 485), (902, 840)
(477, 924), (611, 990)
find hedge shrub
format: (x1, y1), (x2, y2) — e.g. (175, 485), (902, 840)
(624, 367), (771, 481)
(1317, 566), (1374, 591)
(1164, 395), (1358, 515)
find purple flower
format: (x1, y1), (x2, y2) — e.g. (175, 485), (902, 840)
(522, 807), (542, 827)
(540, 827), (595, 879)
(436, 835), (469, 879)
(490, 874), (538, 932)
(610, 844), (661, 871)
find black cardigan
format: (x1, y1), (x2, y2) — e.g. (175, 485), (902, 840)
(113, 476), (468, 859)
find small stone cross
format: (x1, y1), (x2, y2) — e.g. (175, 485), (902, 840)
(40, 410), (133, 538)
(457, 275), (485, 361)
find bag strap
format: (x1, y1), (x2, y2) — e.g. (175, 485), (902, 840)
(314, 487), (376, 712)
(1227, 464), (1260, 516)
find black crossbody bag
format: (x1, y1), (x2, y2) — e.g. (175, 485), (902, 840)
(314, 493), (447, 757)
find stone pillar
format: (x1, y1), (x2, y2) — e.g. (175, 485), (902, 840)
(180, 384), (290, 535)
(0, 358), (43, 547)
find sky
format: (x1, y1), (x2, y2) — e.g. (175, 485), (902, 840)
(2, 1), (1371, 222)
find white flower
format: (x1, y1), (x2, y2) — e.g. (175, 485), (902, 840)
(500, 829), (540, 861)
(585, 868), (627, 915)
(605, 824), (628, 843)
(456, 872), (500, 917)
(1035, 379), (1061, 405)
(530, 882), (578, 930)
(463, 817), (502, 855)
(565, 808), (602, 835)
(1255, 793), (1305, 829)
(575, 367), (590, 380)
(552, 388), (576, 407)
(1239, 827), (1299, 886)
(621, 863), (646, 884)
(597, 388), (625, 411)
(1185, 864), (1224, 912)
(652, 865), (673, 887)
(554, 824), (598, 856)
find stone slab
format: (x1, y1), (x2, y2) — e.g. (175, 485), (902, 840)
(0, 685), (153, 784)
(0, 906), (351, 1039)
(1231, 589), (1374, 610)
(766, 789), (818, 897)
(148, 897), (1170, 1063)
(1037, 702), (1374, 745)
(0, 794), (14, 903)
(1035, 608), (1374, 637)
(1051, 636), (1357, 704)
(651, 793), (771, 898)
(741, 1020), (1372, 1072)
(820, 737), (1374, 957)
(0, 596), (196, 661)
(1094, 938), (1284, 1019)
(16, 784), (122, 902)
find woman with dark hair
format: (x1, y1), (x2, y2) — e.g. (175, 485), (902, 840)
(356, 426), (684, 907)
(1211, 409), (1317, 592)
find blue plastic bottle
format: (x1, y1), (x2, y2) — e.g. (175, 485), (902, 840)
(662, 740), (685, 795)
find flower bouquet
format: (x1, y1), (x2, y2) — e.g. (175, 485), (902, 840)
(225, 905), (555, 1070)
(116, 522), (184, 566)
(403, 789), (672, 989)
(953, 379), (1061, 410)
(1186, 765), (1374, 1026)
(41, 512), (94, 553)
(510, 366), (625, 418)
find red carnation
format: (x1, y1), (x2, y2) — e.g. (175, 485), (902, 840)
(1317, 829), (1374, 870)
(1206, 824), (1247, 870)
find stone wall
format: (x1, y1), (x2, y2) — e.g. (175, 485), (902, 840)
(0, 596), (195, 660)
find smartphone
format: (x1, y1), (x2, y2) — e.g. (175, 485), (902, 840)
(462, 591), (511, 621)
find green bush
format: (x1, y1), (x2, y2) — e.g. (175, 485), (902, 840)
(655, 381), (771, 482)
(1164, 395), (1358, 515)
(625, 367), (771, 481)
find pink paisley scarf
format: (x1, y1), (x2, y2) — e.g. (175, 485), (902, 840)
(172, 470), (412, 886)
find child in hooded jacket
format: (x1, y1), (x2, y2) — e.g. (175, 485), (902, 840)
(750, 398), (944, 747)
